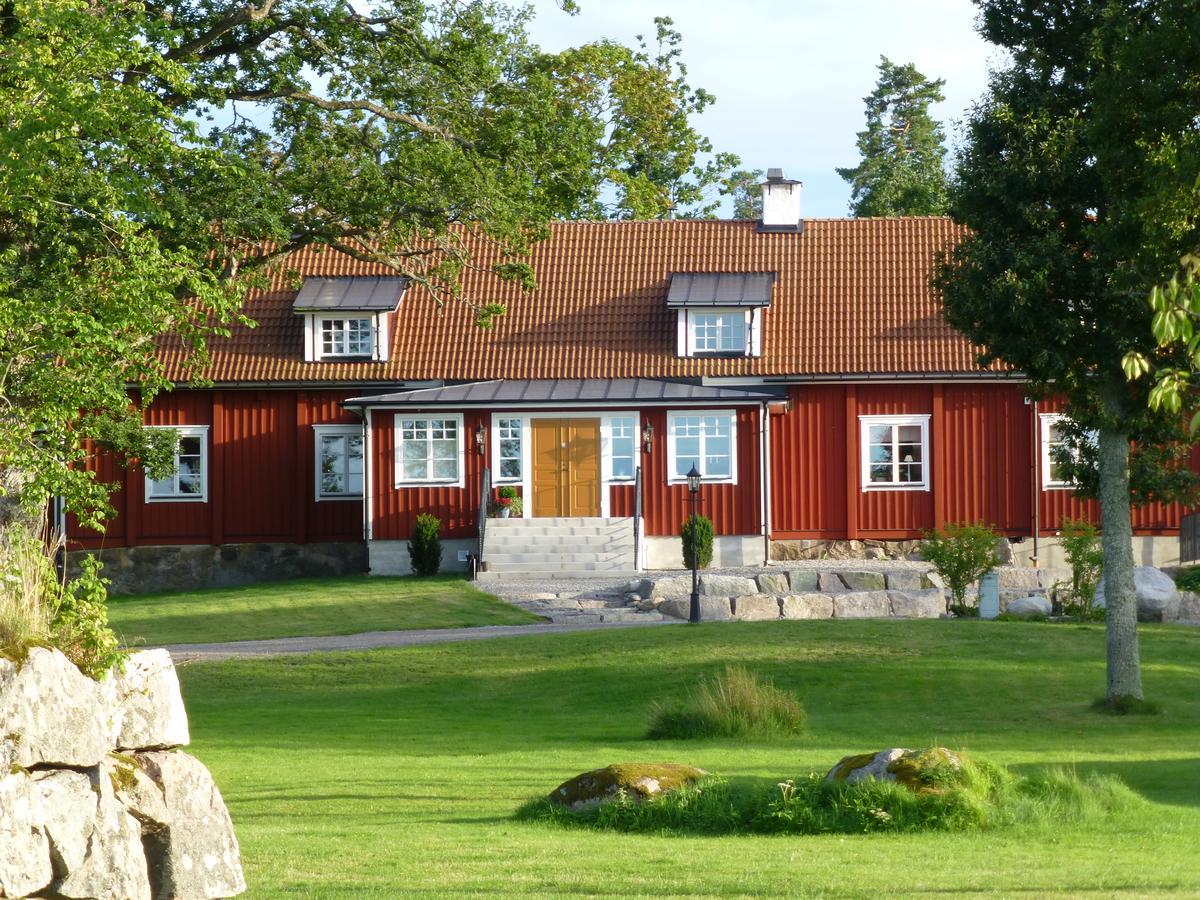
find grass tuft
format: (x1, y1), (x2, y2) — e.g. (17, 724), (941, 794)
(1091, 695), (1163, 716)
(646, 665), (805, 740)
(517, 758), (1142, 836)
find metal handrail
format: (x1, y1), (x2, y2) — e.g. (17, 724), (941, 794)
(477, 466), (491, 572)
(633, 465), (643, 571)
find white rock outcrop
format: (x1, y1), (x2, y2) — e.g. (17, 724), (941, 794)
(1095, 566), (1181, 622)
(0, 648), (244, 899)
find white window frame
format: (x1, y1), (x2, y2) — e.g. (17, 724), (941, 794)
(143, 425), (209, 503)
(675, 308), (757, 358)
(317, 315), (374, 358)
(604, 415), (638, 483)
(666, 410), (738, 485)
(314, 425), (365, 501)
(1039, 413), (1095, 490)
(490, 415), (528, 485)
(859, 414), (931, 492)
(394, 413), (465, 488)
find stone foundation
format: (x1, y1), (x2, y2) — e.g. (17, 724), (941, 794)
(770, 538), (924, 562)
(68, 541), (367, 596)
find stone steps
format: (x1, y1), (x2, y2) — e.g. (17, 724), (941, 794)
(482, 516), (636, 575)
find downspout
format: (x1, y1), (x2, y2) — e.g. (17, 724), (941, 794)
(760, 400), (771, 565)
(364, 407), (375, 548)
(1031, 399), (1039, 566)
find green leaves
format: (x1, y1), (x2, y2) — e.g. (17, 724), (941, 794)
(836, 57), (950, 217)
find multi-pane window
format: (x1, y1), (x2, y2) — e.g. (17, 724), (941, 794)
(609, 417), (636, 480)
(861, 416), (929, 489)
(316, 427), (364, 498)
(396, 417), (461, 484)
(320, 317), (373, 357)
(690, 311), (747, 355)
(1040, 414), (1093, 488)
(496, 418), (522, 481)
(669, 413), (734, 481)
(145, 426), (208, 502)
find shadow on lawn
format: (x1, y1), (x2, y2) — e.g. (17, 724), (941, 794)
(1009, 757), (1200, 809)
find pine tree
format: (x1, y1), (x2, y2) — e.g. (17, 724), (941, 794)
(836, 57), (949, 217)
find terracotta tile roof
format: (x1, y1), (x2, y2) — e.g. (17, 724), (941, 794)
(163, 217), (995, 384)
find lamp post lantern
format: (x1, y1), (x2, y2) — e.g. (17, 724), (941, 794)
(686, 464), (701, 624)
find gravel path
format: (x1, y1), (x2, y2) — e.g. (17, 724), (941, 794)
(160, 619), (679, 664)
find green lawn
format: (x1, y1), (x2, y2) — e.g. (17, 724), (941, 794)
(107, 575), (541, 646)
(178, 620), (1200, 896)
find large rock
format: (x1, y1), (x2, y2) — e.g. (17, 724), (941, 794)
(818, 572), (847, 593)
(1006, 595), (1052, 619)
(755, 573), (790, 594)
(826, 747), (963, 792)
(134, 751), (246, 899)
(998, 567), (1040, 589)
(732, 595), (780, 621)
(885, 570), (927, 591)
(832, 591), (891, 618)
(787, 570), (819, 592)
(0, 646), (107, 768)
(647, 574), (694, 599)
(0, 770), (52, 897)
(780, 593), (834, 619)
(887, 589), (945, 618)
(104, 649), (190, 751)
(839, 571), (887, 591)
(1179, 591), (1200, 622)
(549, 763), (707, 812)
(657, 596), (732, 621)
(698, 574), (758, 597)
(1095, 566), (1181, 622)
(36, 768), (152, 900)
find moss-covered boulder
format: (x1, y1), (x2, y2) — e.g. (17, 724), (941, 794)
(550, 763), (707, 812)
(826, 747), (963, 793)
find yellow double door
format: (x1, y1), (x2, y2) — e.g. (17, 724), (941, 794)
(530, 418), (601, 518)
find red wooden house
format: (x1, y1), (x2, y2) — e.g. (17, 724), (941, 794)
(65, 172), (1191, 592)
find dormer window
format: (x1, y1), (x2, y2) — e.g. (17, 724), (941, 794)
(293, 276), (407, 362)
(668, 272), (774, 359)
(690, 309), (748, 356)
(320, 317), (373, 357)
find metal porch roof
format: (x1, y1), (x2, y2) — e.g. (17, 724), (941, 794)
(666, 272), (775, 308)
(346, 378), (785, 407)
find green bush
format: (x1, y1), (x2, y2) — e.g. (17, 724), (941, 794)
(648, 665), (805, 740)
(920, 522), (1000, 616)
(1054, 518), (1105, 619)
(516, 758), (1141, 837)
(1174, 566), (1200, 593)
(680, 514), (713, 569)
(408, 513), (443, 576)
(50, 556), (124, 680)
(1, 524), (124, 680)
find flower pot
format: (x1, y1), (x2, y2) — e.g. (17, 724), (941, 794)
(499, 507), (512, 518)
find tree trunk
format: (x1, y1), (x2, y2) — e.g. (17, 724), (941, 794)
(1097, 425), (1143, 701)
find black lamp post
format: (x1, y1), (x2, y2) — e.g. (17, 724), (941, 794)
(686, 463), (701, 624)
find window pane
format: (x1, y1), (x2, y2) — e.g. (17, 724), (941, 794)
(177, 474), (202, 495)
(148, 476), (174, 497)
(403, 459), (428, 480)
(347, 472), (363, 494)
(898, 443), (921, 463)
(869, 444), (893, 464)
(402, 440), (428, 462)
(868, 424), (892, 445)
(322, 472), (345, 494)
(897, 425), (922, 444)
(612, 455), (634, 479)
(705, 454), (731, 478)
(347, 436), (364, 474)
(433, 457), (458, 479)
(870, 464), (893, 483)
(899, 463), (923, 483)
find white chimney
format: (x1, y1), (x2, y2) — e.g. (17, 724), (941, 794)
(758, 168), (803, 233)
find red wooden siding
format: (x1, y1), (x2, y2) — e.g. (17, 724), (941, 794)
(638, 407), (761, 538)
(67, 389), (363, 549)
(769, 385), (847, 538)
(370, 410), (487, 541)
(941, 385), (1033, 534)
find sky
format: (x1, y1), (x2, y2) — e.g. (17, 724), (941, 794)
(525, 0), (1004, 217)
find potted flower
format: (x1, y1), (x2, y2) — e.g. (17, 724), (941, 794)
(495, 486), (518, 518)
